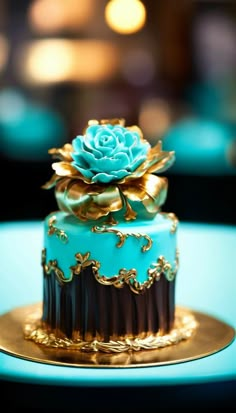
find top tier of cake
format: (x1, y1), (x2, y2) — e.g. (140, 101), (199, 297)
(42, 118), (175, 223)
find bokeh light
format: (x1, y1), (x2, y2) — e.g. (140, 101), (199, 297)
(193, 11), (236, 81)
(105, 0), (146, 35)
(28, 0), (95, 33)
(0, 34), (9, 73)
(139, 98), (172, 141)
(163, 118), (236, 175)
(19, 39), (120, 84)
(0, 88), (67, 161)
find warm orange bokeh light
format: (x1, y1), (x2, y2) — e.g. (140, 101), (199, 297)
(20, 39), (120, 84)
(0, 34), (9, 72)
(28, 0), (95, 33)
(105, 0), (146, 35)
(139, 98), (172, 141)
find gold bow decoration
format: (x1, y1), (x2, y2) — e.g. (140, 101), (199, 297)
(42, 119), (175, 221)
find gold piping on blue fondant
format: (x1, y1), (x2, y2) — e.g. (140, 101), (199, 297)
(41, 248), (179, 294)
(94, 251), (179, 294)
(91, 224), (153, 252)
(47, 215), (68, 243)
(41, 248), (72, 283)
(160, 212), (179, 234)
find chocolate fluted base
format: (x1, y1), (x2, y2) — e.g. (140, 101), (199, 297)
(42, 265), (176, 342)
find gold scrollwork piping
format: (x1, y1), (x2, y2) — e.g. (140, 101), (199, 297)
(41, 248), (72, 283)
(161, 212), (179, 233)
(91, 225), (152, 252)
(42, 249), (100, 284)
(47, 215), (68, 243)
(94, 251), (179, 294)
(42, 248), (178, 293)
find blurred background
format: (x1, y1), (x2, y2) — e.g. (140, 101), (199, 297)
(0, 0), (236, 224)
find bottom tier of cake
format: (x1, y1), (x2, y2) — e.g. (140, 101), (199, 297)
(23, 250), (197, 353)
(42, 260), (175, 342)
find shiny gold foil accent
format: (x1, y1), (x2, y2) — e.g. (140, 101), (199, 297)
(47, 215), (68, 243)
(48, 143), (73, 162)
(52, 174), (168, 222)
(91, 224), (152, 252)
(161, 212), (179, 234)
(42, 118), (175, 221)
(42, 249), (178, 293)
(55, 179), (124, 221)
(23, 306), (197, 353)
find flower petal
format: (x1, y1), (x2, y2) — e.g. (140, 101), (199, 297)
(41, 173), (60, 189)
(146, 141), (175, 173)
(92, 169), (128, 183)
(55, 179), (122, 221)
(71, 137), (83, 152)
(52, 161), (79, 177)
(90, 152), (130, 173)
(48, 143), (73, 161)
(72, 162), (94, 180)
(73, 135), (102, 158)
(121, 173), (168, 213)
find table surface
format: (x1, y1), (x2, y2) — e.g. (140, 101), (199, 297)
(0, 220), (235, 387)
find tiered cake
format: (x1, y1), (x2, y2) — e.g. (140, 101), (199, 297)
(24, 118), (197, 352)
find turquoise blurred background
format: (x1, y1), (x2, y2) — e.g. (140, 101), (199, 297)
(0, 0), (236, 224)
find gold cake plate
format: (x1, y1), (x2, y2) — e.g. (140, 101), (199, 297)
(0, 303), (235, 368)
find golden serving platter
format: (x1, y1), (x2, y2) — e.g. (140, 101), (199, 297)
(0, 303), (235, 368)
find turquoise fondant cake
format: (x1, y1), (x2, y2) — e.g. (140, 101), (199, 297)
(24, 118), (197, 352)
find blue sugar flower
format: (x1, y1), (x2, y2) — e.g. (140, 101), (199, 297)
(71, 124), (150, 184)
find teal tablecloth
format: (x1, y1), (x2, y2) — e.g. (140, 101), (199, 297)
(0, 220), (235, 387)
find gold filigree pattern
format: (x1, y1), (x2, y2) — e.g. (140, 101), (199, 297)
(42, 249), (178, 293)
(94, 251), (179, 294)
(91, 225), (152, 252)
(47, 215), (68, 243)
(161, 212), (179, 234)
(71, 252), (100, 276)
(41, 248), (72, 283)
(24, 306), (198, 353)
(42, 249), (100, 284)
